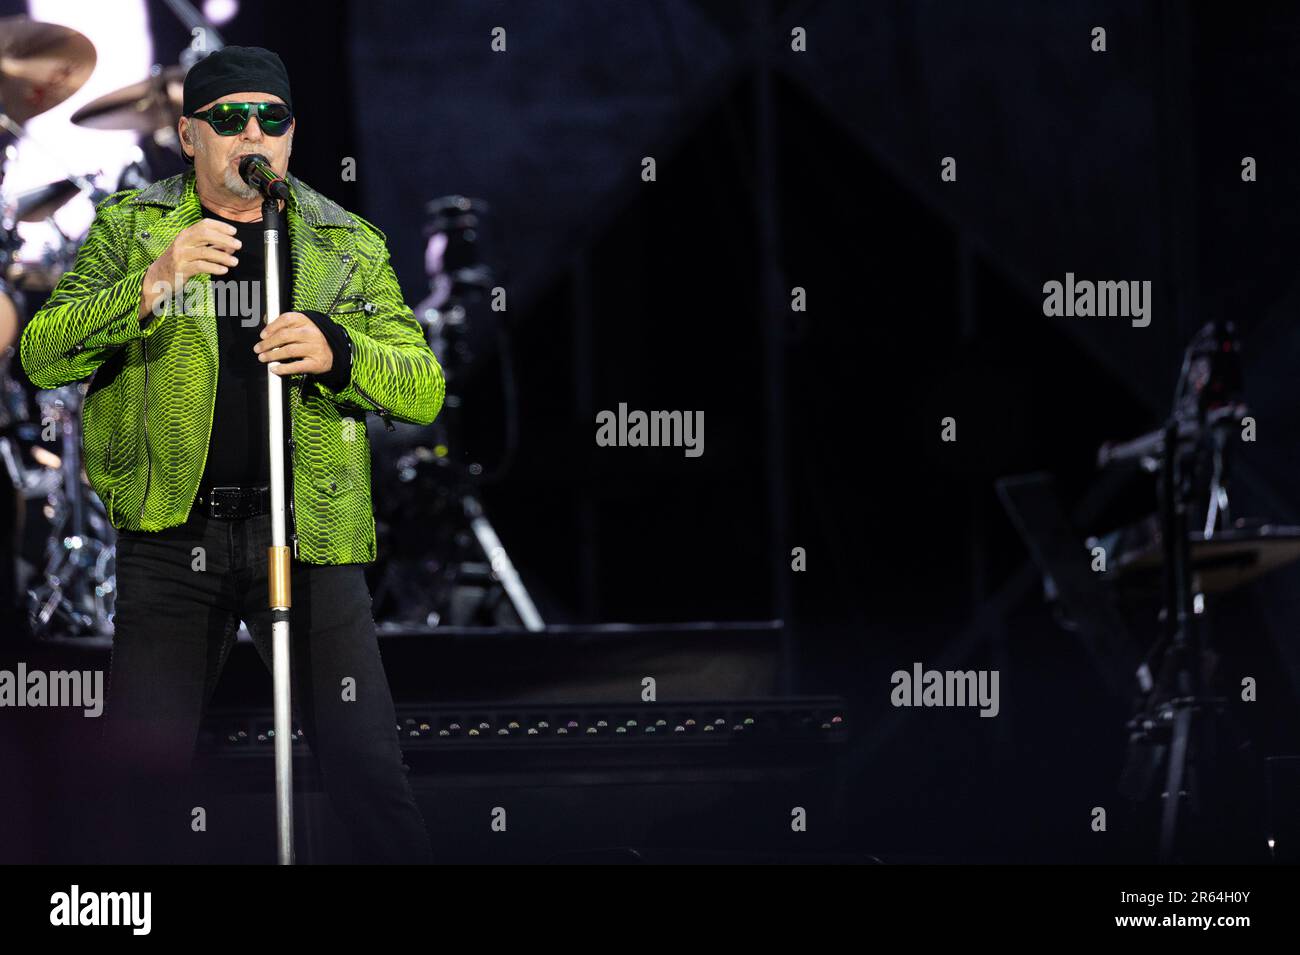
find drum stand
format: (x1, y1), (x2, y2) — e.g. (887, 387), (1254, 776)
(1111, 322), (1256, 862)
(27, 387), (115, 638)
(458, 472), (543, 631)
(370, 197), (543, 632)
(1126, 400), (1240, 861)
(1151, 417), (1217, 861)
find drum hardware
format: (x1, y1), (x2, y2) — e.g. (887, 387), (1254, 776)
(369, 196), (541, 631)
(1005, 319), (1278, 861)
(0, 168), (106, 294)
(4, 215), (85, 291)
(115, 149), (154, 192)
(1099, 321), (1268, 861)
(0, 17), (101, 294)
(71, 64), (186, 144)
(0, 15), (99, 192)
(73, 0), (233, 146)
(0, 16), (96, 126)
(23, 384), (115, 639)
(0, 103), (109, 295)
(0, 110), (101, 198)
(12, 177), (80, 222)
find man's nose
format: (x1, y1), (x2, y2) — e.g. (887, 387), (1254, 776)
(241, 117), (266, 141)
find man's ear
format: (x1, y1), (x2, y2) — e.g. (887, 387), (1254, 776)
(178, 117), (194, 157)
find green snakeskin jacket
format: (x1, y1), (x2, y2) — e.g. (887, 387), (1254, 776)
(19, 170), (445, 564)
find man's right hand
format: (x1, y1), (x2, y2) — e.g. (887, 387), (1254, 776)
(139, 219), (243, 322)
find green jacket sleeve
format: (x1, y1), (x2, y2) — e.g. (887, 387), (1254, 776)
(19, 193), (167, 389)
(309, 222), (445, 427)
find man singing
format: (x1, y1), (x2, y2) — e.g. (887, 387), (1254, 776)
(20, 46), (442, 863)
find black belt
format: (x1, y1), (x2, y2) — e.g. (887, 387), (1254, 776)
(194, 485), (271, 520)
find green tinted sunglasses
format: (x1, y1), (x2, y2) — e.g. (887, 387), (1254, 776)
(188, 101), (293, 136)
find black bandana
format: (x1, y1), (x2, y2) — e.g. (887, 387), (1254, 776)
(182, 46), (292, 115)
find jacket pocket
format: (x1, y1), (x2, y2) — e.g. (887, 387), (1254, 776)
(311, 470), (354, 497)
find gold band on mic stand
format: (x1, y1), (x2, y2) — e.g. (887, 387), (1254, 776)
(268, 545), (292, 608)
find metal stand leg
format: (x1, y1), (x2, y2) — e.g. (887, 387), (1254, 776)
(463, 494), (542, 631)
(1159, 702), (1193, 862)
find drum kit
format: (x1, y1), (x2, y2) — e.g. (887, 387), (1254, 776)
(0, 15), (189, 639)
(999, 317), (1300, 861)
(0, 15), (540, 640)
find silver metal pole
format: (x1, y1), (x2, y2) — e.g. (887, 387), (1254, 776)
(262, 199), (294, 865)
(464, 498), (543, 631)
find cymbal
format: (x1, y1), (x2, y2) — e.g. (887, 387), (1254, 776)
(71, 65), (183, 134)
(1106, 518), (1300, 595)
(0, 16), (96, 125)
(12, 178), (79, 222)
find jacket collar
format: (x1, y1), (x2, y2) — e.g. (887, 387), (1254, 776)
(128, 168), (355, 229)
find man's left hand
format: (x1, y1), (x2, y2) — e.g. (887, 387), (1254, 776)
(255, 311), (333, 376)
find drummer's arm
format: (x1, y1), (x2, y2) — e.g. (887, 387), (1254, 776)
(19, 195), (160, 389)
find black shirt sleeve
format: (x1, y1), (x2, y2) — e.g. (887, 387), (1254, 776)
(299, 309), (353, 392)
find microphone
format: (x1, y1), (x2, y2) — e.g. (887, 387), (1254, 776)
(238, 154), (290, 201)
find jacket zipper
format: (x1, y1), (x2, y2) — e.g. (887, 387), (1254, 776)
(326, 259), (360, 314)
(353, 380), (395, 431)
(64, 309), (133, 359)
(284, 262), (316, 562)
(137, 337), (152, 522)
(104, 433), (115, 523)
(287, 381), (300, 560)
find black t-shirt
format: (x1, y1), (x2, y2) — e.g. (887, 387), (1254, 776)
(197, 205), (290, 490)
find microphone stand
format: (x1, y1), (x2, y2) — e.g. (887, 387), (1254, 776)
(261, 194), (295, 865)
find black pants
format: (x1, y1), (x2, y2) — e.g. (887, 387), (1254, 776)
(102, 510), (432, 863)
